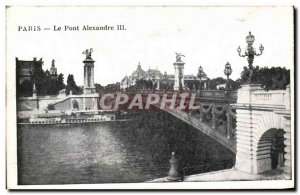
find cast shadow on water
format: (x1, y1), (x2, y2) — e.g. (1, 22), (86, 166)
(17, 110), (235, 185)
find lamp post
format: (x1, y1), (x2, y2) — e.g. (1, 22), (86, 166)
(197, 66), (203, 95)
(224, 62), (232, 90)
(163, 71), (167, 92)
(224, 62), (233, 140)
(237, 31), (264, 83)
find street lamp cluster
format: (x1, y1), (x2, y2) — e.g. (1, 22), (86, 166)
(197, 61), (232, 93)
(237, 31), (264, 83)
(195, 31), (263, 94)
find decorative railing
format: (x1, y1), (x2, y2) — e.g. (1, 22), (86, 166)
(251, 90), (287, 106)
(200, 90), (237, 101)
(198, 103), (236, 139)
(125, 89), (238, 103)
(168, 103), (237, 141)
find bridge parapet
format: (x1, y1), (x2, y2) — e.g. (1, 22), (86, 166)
(251, 90), (288, 107)
(200, 90), (237, 100)
(125, 89), (238, 104)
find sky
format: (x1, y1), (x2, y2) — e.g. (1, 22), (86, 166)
(7, 6), (294, 86)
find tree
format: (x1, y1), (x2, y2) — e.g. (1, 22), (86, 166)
(66, 74), (82, 95)
(31, 59), (47, 95)
(240, 66), (290, 90)
(18, 80), (33, 97)
(94, 83), (103, 93)
(208, 77), (226, 90)
(17, 59), (67, 97)
(104, 83), (121, 93)
(230, 78), (242, 90)
(57, 73), (65, 91)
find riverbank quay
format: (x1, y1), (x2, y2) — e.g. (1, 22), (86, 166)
(149, 168), (288, 182)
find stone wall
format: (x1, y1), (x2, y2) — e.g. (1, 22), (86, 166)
(53, 98), (72, 111)
(17, 98), (38, 111)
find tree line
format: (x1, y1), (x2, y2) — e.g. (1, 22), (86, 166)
(94, 66), (290, 94)
(17, 61), (82, 97)
(201, 66), (290, 91)
(17, 63), (290, 97)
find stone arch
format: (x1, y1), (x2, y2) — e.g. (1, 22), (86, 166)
(72, 100), (79, 110)
(235, 109), (291, 174)
(251, 111), (285, 144)
(250, 111), (289, 174)
(256, 128), (285, 173)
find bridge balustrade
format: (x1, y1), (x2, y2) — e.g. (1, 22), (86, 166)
(251, 90), (287, 107)
(198, 103), (236, 139)
(168, 103), (237, 141)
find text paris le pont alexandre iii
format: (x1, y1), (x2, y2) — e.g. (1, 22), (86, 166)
(17, 25), (126, 32)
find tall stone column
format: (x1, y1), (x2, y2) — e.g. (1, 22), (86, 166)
(84, 66), (88, 87)
(83, 58), (95, 94)
(91, 67), (95, 88)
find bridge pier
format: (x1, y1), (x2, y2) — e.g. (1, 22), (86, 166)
(233, 84), (292, 176)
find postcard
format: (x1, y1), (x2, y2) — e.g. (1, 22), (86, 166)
(6, 6), (295, 190)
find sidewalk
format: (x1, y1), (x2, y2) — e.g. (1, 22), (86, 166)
(184, 168), (258, 181)
(150, 168), (288, 182)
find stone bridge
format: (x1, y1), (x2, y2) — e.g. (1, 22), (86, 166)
(18, 83), (292, 177)
(157, 84), (292, 177)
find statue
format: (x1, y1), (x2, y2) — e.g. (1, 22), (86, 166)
(175, 52), (185, 62)
(51, 59), (55, 67)
(82, 48), (93, 59)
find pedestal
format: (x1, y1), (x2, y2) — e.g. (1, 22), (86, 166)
(237, 84), (263, 104)
(173, 61), (185, 91)
(167, 152), (181, 181)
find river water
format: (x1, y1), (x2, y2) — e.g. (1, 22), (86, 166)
(17, 110), (235, 185)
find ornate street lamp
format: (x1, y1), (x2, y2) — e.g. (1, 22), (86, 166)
(237, 31), (264, 83)
(197, 66), (203, 95)
(224, 62), (232, 90)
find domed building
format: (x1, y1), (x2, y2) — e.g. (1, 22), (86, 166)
(120, 62), (209, 91)
(146, 68), (163, 80)
(130, 62), (147, 84)
(120, 62), (164, 90)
